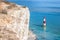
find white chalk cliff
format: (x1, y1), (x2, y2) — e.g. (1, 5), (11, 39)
(0, 1), (30, 40)
(0, 1), (36, 40)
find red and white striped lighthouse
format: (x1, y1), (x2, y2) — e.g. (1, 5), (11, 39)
(43, 17), (46, 31)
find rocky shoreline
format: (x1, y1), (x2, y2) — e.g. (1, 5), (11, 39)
(28, 30), (36, 40)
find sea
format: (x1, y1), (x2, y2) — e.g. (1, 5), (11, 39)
(30, 12), (60, 40)
(8, 0), (60, 40)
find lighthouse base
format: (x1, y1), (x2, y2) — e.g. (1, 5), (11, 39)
(44, 26), (46, 31)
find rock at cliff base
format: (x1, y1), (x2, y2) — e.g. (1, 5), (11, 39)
(28, 31), (36, 40)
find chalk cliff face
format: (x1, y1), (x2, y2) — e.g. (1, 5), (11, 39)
(0, 1), (30, 40)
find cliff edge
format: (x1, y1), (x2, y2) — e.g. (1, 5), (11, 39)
(0, 1), (36, 40)
(0, 1), (30, 40)
(0, 2), (30, 40)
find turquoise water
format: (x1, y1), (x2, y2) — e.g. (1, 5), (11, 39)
(30, 12), (60, 40)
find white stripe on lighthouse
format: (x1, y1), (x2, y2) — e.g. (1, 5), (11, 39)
(44, 23), (46, 26)
(44, 18), (46, 21)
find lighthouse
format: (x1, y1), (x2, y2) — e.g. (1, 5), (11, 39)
(43, 17), (46, 31)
